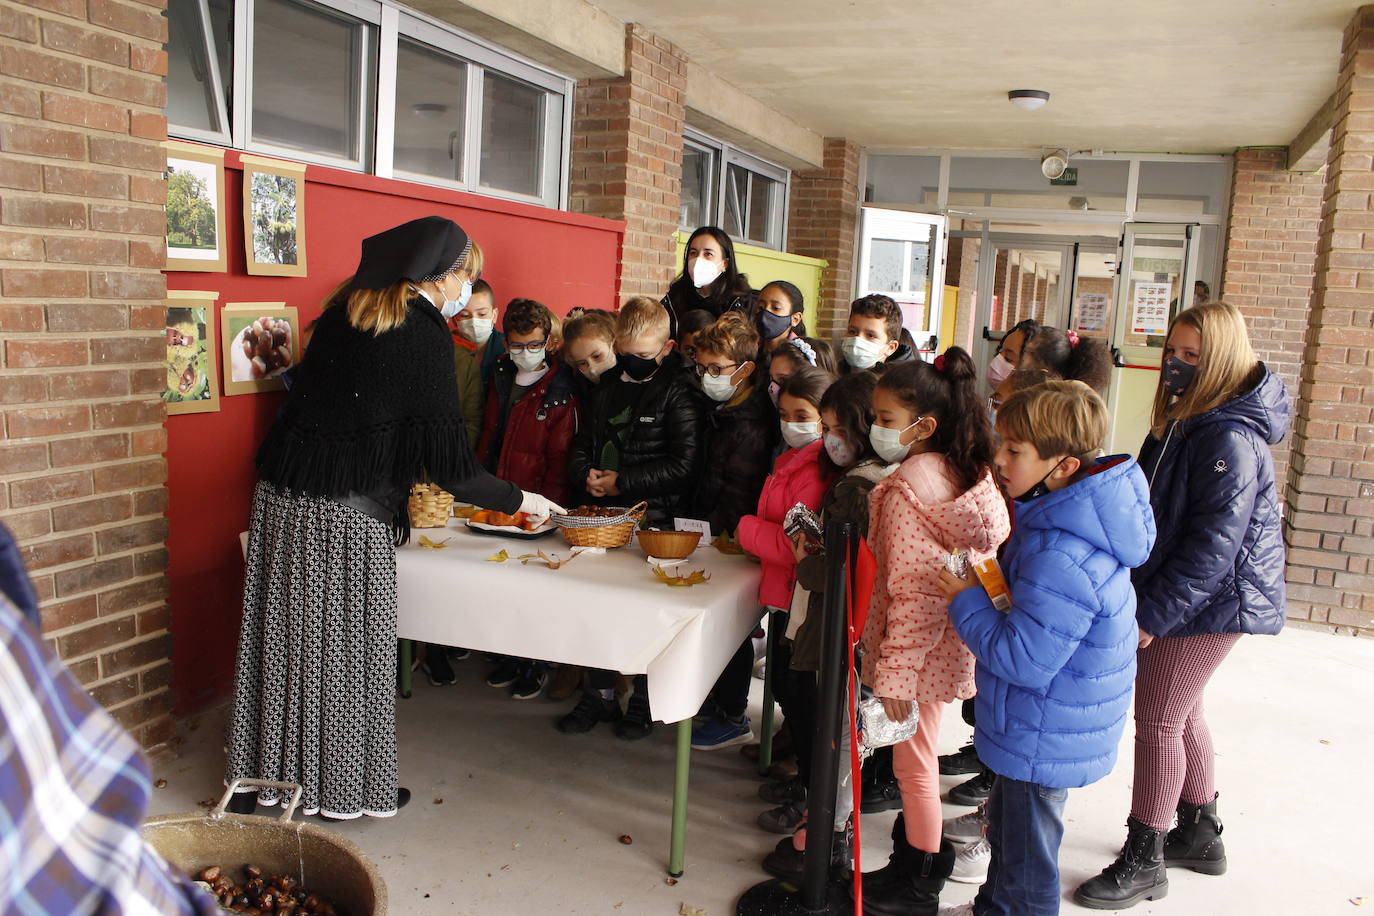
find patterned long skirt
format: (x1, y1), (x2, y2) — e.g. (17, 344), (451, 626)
(226, 481), (398, 818)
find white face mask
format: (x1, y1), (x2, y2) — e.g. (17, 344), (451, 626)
(824, 431), (859, 467)
(510, 347), (545, 372)
(986, 352), (1014, 390)
(691, 257), (723, 289)
(436, 278), (472, 320)
(701, 370), (740, 402)
(841, 335), (884, 370)
(869, 417), (923, 464)
(781, 420), (821, 450)
(457, 315), (493, 345)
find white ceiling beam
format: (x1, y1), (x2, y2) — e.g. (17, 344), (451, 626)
(1288, 91), (1336, 172)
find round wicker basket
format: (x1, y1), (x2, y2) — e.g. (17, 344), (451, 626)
(408, 484), (454, 528)
(552, 501), (647, 549)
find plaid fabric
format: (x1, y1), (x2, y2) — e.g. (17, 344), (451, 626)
(0, 591), (217, 916)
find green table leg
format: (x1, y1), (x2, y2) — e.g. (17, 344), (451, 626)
(669, 718), (690, 877)
(398, 638), (413, 699)
(758, 611), (776, 776)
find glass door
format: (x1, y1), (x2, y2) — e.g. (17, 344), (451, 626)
(971, 237), (1072, 373)
(856, 207), (947, 358)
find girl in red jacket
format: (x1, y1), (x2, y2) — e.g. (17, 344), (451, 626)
(694, 367), (837, 757)
(859, 349), (1011, 916)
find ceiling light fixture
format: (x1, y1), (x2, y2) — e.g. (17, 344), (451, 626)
(1008, 89), (1050, 112)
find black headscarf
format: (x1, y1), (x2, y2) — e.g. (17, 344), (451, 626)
(353, 216), (471, 289)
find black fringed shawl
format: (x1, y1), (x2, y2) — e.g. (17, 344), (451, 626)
(256, 297), (513, 540)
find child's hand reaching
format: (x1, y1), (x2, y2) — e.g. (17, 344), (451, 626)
(880, 696), (913, 722)
(937, 568), (976, 600)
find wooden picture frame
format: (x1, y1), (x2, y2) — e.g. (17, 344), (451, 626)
(220, 303), (299, 395)
(163, 289), (221, 415)
(241, 154), (308, 277)
(164, 141), (228, 272)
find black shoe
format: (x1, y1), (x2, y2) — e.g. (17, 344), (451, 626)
(761, 821), (853, 883)
(757, 798), (807, 834)
(861, 773), (902, 813)
(556, 692), (622, 734)
(226, 791), (257, 816)
(612, 693), (655, 740)
(486, 661), (522, 688)
(938, 742), (983, 775)
(1074, 818), (1169, 910)
(510, 665), (548, 700)
(423, 649), (457, 686)
(396, 787), (411, 810)
(854, 830), (955, 916)
(947, 769), (993, 806)
(758, 775), (807, 806)
(1164, 794), (1226, 875)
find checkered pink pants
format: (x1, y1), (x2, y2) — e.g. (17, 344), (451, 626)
(1130, 632), (1242, 830)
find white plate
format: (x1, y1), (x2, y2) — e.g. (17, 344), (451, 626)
(465, 519), (558, 539)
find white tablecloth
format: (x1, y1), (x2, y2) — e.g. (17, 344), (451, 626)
(394, 520), (763, 723)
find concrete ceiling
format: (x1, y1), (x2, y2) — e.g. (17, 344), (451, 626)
(586, 0), (1352, 153)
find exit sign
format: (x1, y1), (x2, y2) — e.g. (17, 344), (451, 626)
(1050, 168), (1078, 186)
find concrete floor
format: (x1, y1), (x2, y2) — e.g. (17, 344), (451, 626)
(149, 625), (1374, 915)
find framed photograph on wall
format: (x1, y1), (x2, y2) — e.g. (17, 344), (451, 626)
(242, 155), (308, 277)
(163, 289), (221, 415)
(221, 303), (299, 395)
(164, 141), (228, 272)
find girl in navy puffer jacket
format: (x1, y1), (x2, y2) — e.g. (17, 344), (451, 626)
(1076, 302), (1290, 911)
(942, 380), (1154, 916)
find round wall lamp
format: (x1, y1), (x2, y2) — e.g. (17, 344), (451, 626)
(1008, 89), (1050, 112)
(1041, 148), (1070, 179)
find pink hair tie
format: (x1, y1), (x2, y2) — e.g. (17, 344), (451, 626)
(1067, 330), (1081, 347)
(933, 354), (947, 372)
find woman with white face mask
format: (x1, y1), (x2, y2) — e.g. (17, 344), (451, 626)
(661, 226), (756, 338)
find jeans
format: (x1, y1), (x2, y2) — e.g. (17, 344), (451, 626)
(973, 775), (1068, 916)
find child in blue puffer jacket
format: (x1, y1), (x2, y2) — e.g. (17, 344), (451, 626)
(938, 380), (1156, 916)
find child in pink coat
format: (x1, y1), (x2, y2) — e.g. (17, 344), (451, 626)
(859, 349), (1012, 916)
(693, 366), (837, 752)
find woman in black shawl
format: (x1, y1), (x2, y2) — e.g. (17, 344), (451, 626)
(225, 216), (562, 819)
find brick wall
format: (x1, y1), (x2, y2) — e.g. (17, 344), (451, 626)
(569, 24), (685, 301)
(946, 236), (979, 351)
(1278, 6), (1374, 636)
(1220, 147), (1324, 490)
(788, 137), (861, 339)
(0, 0), (175, 744)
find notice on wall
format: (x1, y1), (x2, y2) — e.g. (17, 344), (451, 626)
(1130, 282), (1172, 336)
(1076, 293), (1109, 333)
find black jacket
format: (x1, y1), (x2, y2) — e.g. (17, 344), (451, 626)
(567, 351), (704, 526)
(690, 381), (779, 536)
(1133, 366), (1290, 638)
(661, 283), (754, 338)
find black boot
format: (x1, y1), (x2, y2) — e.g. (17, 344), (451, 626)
(225, 791), (257, 816)
(760, 819), (853, 884)
(853, 813), (907, 893)
(860, 745), (901, 813)
(856, 830), (955, 916)
(1074, 818), (1169, 910)
(1164, 794), (1226, 875)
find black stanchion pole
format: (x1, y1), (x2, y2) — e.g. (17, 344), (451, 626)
(736, 519), (852, 916)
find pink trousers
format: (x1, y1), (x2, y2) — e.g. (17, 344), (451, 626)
(892, 700), (946, 852)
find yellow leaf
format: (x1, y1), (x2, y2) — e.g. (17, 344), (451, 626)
(711, 532), (744, 555)
(417, 535), (450, 549)
(485, 549), (509, 563)
(654, 566), (711, 587)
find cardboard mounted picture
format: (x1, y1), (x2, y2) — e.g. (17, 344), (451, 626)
(241, 154), (308, 277)
(221, 303), (300, 395)
(163, 289), (221, 415)
(164, 141), (228, 273)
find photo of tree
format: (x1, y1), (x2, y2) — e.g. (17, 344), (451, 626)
(164, 142), (227, 272)
(250, 172), (298, 265)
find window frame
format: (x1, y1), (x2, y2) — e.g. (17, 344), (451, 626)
(682, 127), (790, 250)
(166, 0), (232, 146)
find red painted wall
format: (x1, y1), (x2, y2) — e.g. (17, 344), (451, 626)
(166, 149), (624, 713)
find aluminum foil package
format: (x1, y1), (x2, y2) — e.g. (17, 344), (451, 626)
(858, 696), (920, 750)
(944, 548), (970, 579)
(782, 502), (824, 542)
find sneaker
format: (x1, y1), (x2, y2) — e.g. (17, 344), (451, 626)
(556, 692), (621, 734)
(545, 664), (583, 702)
(486, 661), (522, 688)
(509, 665), (547, 700)
(949, 834), (991, 884)
(423, 650), (457, 686)
(948, 769), (994, 806)
(612, 693), (655, 740)
(691, 715), (754, 750)
(757, 798), (807, 834)
(943, 804), (988, 843)
(939, 741), (983, 775)
(938, 904), (976, 916)
(449, 647), (472, 661)
(860, 773), (902, 813)
(758, 775), (807, 805)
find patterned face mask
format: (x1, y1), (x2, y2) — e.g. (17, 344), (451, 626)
(1162, 356), (1197, 397)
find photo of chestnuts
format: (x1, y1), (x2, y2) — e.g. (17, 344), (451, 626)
(228, 314), (295, 383)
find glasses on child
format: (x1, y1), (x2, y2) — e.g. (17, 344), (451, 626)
(507, 340), (548, 353)
(694, 361), (740, 378)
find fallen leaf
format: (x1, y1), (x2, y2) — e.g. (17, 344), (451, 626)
(433, 797), (444, 804)
(665, 877), (678, 886)
(680, 904), (706, 916)
(485, 549), (510, 563)
(1351, 897), (1366, 907)
(711, 532), (743, 555)
(418, 535), (450, 549)
(1319, 738), (1332, 745)
(619, 834), (633, 845)
(654, 566), (711, 587)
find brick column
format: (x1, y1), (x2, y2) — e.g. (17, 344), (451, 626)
(788, 137), (861, 339)
(1018, 267), (1037, 325)
(947, 236), (979, 350)
(0, 0), (175, 745)
(1282, 5), (1374, 635)
(1220, 147), (1324, 492)
(991, 249), (1009, 329)
(569, 24), (686, 301)
(1005, 262), (1021, 324)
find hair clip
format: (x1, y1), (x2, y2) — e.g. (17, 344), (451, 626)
(789, 337), (818, 366)
(1066, 330), (1081, 347)
(933, 354), (947, 372)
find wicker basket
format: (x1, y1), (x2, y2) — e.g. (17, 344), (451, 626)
(408, 484), (454, 528)
(635, 529), (702, 560)
(553, 501), (647, 549)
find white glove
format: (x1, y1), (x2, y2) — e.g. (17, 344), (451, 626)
(518, 491), (566, 525)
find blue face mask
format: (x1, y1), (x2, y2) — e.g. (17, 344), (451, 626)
(440, 279), (473, 320)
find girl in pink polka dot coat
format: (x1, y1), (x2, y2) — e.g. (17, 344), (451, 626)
(858, 350), (1011, 915)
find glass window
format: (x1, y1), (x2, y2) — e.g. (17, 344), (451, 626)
(680, 142), (715, 229)
(723, 162), (747, 239)
(747, 172), (777, 245)
(479, 71), (545, 197)
(868, 239), (904, 293)
(252, 0), (373, 164)
(166, 0), (228, 136)
(394, 39), (467, 182)
(1136, 160), (1230, 215)
(948, 157), (1129, 212)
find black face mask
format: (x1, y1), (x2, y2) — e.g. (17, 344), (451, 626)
(758, 309), (793, 340)
(1015, 458), (1067, 503)
(1162, 356), (1197, 397)
(618, 352), (661, 381)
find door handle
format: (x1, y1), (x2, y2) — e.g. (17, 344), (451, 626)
(1111, 346), (1125, 368)
(981, 326), (1001, 342)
